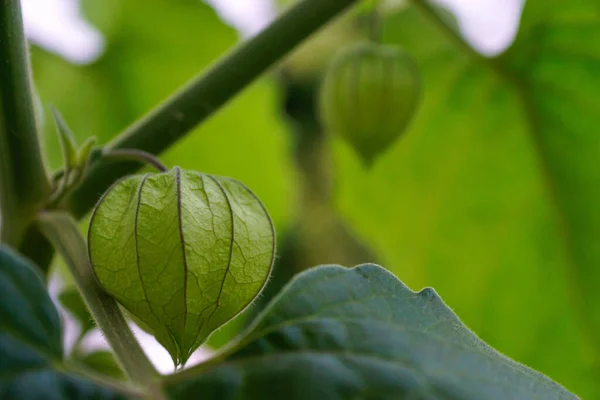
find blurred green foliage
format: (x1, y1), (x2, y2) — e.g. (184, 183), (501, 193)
(30, 0), (598, 397)
(335, 3), (600, 398)
(34, 0), (294, 228)
(0, 246), (127, 399)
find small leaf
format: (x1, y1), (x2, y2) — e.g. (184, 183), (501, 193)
(51, 107), (78, 170)
(49, 109), (97, 196)
(88, 167), (276, 367)
(76, 136), (97, 174)
(0, 245), (128, 399)
(59, 287), (95, 337)
(78, 351), (125, 381)
(166, 264), (577, 400)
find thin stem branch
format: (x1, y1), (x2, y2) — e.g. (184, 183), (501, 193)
(103, 149), (169, 172)
(37, 211), (160, 388)
(65, 0), (360, 219)
(0, 0), (51, 245)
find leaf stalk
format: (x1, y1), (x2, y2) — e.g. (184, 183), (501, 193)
(37, 211), (160, 389)
(103, 149), (169, 172)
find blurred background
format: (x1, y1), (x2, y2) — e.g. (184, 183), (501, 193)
(20, 0), (598, 397)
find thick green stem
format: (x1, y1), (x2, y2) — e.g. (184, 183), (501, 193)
(0, 0), (51, 245)
(66, 0), (359, 219)
(37, 211), (160, 388)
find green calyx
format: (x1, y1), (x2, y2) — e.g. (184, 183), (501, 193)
(319, 41), (422, 166)
(88, 167), (276, 367)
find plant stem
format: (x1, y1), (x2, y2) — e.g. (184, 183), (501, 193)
(0, 0), (51, 246)
(66, 0), (359, 219)
(103, 149), (169, 172)
(37, 211), (160, 388)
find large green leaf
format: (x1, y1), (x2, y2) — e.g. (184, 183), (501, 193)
(334, 2), (599, 396)
(0, 245), (128, 399)
(165, 264), (575, 400)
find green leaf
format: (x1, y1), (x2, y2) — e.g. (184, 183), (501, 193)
(78, 351), (125, 381)
(48, 110), (98, 208)
(59, 287), (95, 337)
(88, 168), (276, 366)
(51, 107), (78, 170)
(77, 137), (97, 173)
(165, 264), (576, 399)
(333, 3), (600, 396)
(0, 245), (129, 399)
(501, 2), (600, 339)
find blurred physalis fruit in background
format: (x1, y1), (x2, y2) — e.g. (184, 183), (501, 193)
(320, 42), (421, 166)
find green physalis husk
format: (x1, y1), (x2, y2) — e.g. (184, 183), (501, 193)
(320, 42), (421, 166)
(88, 167), (275, 367)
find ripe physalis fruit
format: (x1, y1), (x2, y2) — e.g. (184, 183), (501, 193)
(88, 167), (275, 367)
(320, 42), (421, 166)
